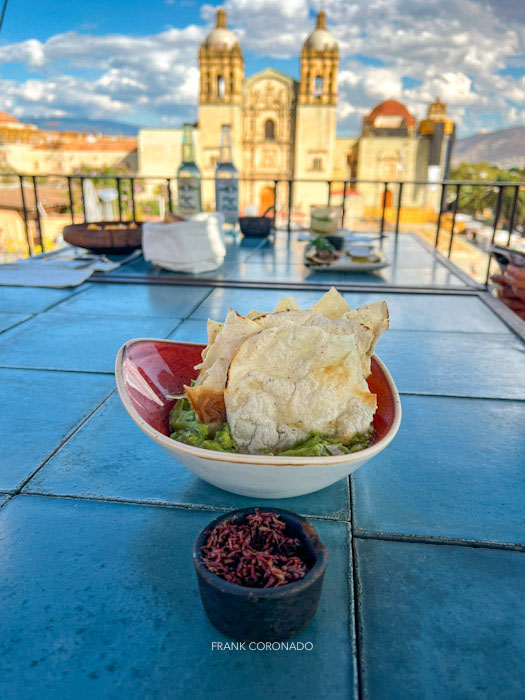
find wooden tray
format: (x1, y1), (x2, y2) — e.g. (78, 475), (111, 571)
(63, 222), (142, 254)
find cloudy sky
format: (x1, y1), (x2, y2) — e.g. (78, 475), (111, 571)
(0, 0), (523, 136)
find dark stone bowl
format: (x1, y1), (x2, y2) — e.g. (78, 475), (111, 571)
(193, 507), (329, 641)
(239, 216), (273, 237)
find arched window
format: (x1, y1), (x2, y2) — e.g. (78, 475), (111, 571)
(264, 119), (275, 141)
(314, 76), (323, 98)
(217, 76), (225, 100)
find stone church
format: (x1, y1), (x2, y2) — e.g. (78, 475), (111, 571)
(138, 8), (455, 220)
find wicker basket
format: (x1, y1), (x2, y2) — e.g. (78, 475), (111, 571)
(63, 221), (142, 254)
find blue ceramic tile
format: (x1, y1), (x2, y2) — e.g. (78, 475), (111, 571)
(375, 265), (466, 287)
(115, 257), (237, 280)
(352, 395), (525, 545)
(189, 287), (336, 320)
(0, 368), (113, 492)
(377, 330), (525, 399)
(0, 313), (31, 334)
(168, 318), (207, 342)
(0, 285), (81, 314)
(356, 539), (525, 699)
(344, 292), (512, 333)
(0, 496), (355, 699)
(52, 283), (212, 318)
(0, 494), (9, 508)
(25, 394), (350, 520)
(0, 312), (181, 373)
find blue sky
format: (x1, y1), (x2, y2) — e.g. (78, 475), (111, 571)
(0, 0), (523, 136)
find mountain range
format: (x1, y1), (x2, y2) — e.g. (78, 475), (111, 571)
(451, 127), (525, 169)
(33, 117), (140, 137)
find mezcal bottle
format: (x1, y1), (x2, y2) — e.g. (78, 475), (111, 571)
(177, 124), (202, 215)
(215, 124), (239, 224)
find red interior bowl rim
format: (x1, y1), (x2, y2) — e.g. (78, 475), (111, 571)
(115, 338), (403, 467)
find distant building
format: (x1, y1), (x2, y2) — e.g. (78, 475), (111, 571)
(139, 8), (455, 220)
(0, 112), (137, 174)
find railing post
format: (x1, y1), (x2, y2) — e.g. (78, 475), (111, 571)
(273, 179), (278, 231)
(327, 180), (332, 207)
(394, 181), (403, 237)
(167, 178), (173, 214)
(507, 185), (519, 246)
(340, 181), (347, 229)
(32, 175), (44, 252)
(379, 182), (388, 237)
(486, 185), (504, 284)
(116, 177), (122, 221)
(67, 176), (75, 224)
(434, 182), (446, 248)
(130, 178), (137, 221)
(80, 177), (87, 223)
(19, 175), (32, 257)
(287, 179), (293, 238)
(447, 184), (461, 258)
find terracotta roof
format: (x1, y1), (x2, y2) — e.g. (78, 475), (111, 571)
(0, 111), (19, 124)
(34, 137), (137, 152)
(367, 100), (415, 127)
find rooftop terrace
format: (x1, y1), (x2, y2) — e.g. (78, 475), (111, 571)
(0, 219), (524, 697)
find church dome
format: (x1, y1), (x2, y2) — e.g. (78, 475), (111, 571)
(204, 8), (239, 50)
(304, 11), (337, 51)
(367, 100), (416, 127)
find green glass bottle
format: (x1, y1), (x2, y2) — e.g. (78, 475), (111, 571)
(177, 124), (202, 215)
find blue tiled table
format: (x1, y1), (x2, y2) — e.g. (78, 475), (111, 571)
(0, 246), (524, 698)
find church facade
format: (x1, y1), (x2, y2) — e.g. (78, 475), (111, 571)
(138, 8), (455, 220)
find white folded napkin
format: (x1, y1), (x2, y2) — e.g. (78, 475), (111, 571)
(142, 213), (226, 274)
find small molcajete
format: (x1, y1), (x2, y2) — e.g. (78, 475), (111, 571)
(193, 507), (329, 641)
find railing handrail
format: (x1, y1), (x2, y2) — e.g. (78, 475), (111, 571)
(7, 172), (524, 289)
(6, 173), (525, 187)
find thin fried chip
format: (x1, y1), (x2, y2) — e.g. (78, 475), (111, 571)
(273, 296), (301, 313)
(225, 322), (376, 454)
(186, 309), (261, 423)
(344, 301), (389, 355)
(253, 310), (373, 376)
(308, 286), (351, 319)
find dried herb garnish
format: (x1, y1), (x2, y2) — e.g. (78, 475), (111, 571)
(201, 510), (310, 588)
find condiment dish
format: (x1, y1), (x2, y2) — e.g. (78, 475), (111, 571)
(193, 507), (328, 641)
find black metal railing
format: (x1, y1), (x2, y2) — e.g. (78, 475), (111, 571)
(5, 172), (524, 285)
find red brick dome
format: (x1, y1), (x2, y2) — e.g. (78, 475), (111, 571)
(367, 100), (415, 127)
(0, 111), (19, 123)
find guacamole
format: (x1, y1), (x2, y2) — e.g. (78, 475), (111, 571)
(169, 398), (375, 456)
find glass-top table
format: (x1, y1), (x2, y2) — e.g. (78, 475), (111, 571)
(0, 230), (524, 698)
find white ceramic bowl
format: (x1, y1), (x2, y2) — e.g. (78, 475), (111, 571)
(115, 338), (402, 499)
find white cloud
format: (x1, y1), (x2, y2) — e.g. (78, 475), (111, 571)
(0, 0), (522, 135)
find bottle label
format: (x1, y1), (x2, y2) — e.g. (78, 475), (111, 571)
(216, 179), (239, 223)
(178, 178), (201, 215)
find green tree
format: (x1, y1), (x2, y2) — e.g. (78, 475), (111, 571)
(450, 162), (524, 230)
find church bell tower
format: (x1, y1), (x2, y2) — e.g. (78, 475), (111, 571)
(294, 11), (339, 204)
(198, 8), (244, 203)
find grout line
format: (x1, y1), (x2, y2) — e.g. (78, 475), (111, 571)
(0, 314), (35, 337)
(354, 530), (525, 553)
(13, 491), (347, 523)
(349, 476), (365, 700)
(0, 494), (14, 511)
(181, 286), (215, 321)
(396, 391), (525, 403)
(37, 285), (92, 314)
(15, 389), (116, 494)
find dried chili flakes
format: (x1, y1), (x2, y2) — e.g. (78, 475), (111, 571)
(200, 510), (310, 588)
